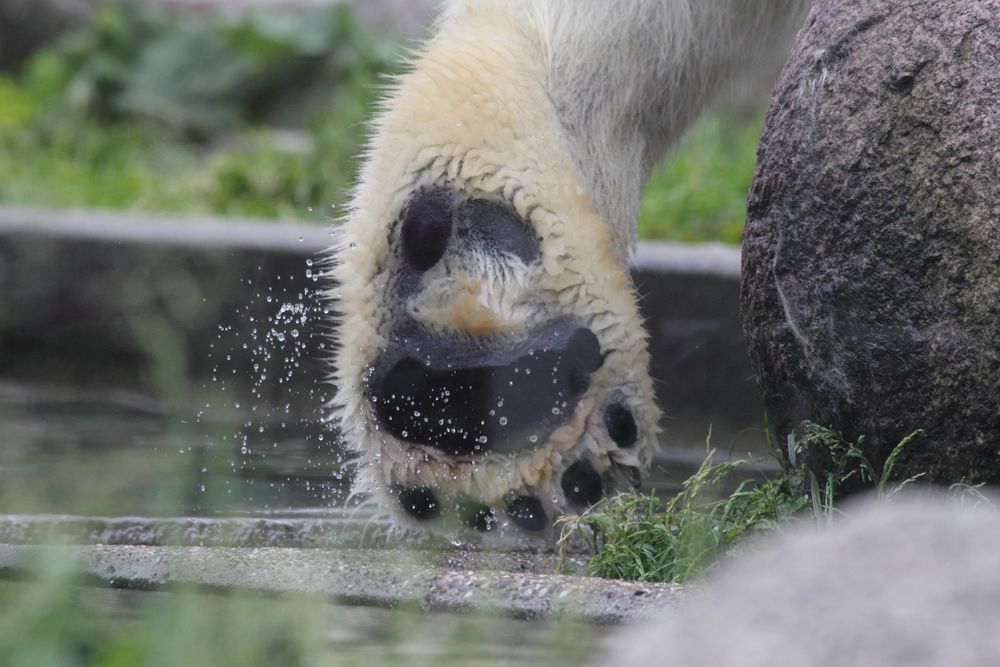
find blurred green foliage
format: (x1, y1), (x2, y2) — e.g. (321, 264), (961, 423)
(639, 112), (762, 244)
(0, 571), (327, 667)
(0, 566), (592, 667)
(0, 3), (762, 241)
(0, 3), (395, 218)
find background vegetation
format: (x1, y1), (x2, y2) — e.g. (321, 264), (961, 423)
(0, 3), (761, 242)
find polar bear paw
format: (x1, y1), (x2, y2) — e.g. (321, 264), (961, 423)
(329, 7), (659, 540)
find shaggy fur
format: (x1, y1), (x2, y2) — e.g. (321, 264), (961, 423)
(330, 0), (811, 537)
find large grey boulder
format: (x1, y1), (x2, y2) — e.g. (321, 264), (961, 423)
(600, 493), (1000, 667)
(742, 0), (1000, 482)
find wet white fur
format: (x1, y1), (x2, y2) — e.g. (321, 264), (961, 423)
(330, 0), (811, 529)
(442, 0), (811, 260)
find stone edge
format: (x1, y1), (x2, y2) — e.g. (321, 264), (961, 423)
(0, 205), (742, 274)
(0, 543), (681, 624)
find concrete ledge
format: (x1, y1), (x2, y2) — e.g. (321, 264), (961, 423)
(0, 205), (333, 253)
(631, 241), (740, 277)
(0, 512), (596, 573)
(0, 544), (681, 623)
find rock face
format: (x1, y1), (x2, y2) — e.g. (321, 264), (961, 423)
(602, 493), (1000, 667)
(742, 0), (1000, 482)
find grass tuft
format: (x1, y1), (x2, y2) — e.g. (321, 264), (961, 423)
(559, 421), (927, 584)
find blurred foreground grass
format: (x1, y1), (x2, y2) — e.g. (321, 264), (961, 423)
(0, 3), (761, 242)
(0, 572), (594, 667)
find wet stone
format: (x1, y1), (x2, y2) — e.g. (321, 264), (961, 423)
(506, 496), (547, 532)
(396, 486), (441, 520)
(605, 402), (638, 449)
(561, 460), (603, 508)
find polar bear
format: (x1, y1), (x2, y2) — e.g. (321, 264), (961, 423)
(331, 0), (811, 538)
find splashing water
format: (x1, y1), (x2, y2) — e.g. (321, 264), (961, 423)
(194, 256), (352, 514)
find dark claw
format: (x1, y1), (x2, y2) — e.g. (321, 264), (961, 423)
(462, 502), (498, 532)
(506, 495), (548, 531)
(561, 459), (604, 508)
(396, 486), (441, 520)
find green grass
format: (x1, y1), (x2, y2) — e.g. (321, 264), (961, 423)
(560, 422), (929, 584)
(638, 111), (763, 244)
(0, 576), (327, 667)
(0, 4), (762, 242)
(0, 571), (593, 667)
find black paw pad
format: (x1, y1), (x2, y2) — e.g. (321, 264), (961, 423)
(462, 503), (498, 532)
(605, 402), (637, 449)
(401, 188), (453, 272)
(371, 324), (604, 456)
(506, 495), (547, 531)
(561, 460), (604, 508)
(395, 486), (441, 520)
(566, 328), (604, 377)
(453, 198), (539, 263)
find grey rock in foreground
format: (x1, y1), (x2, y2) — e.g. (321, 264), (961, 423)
(742, 0), (1000, 482)
(600, 493), (1000, 667)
